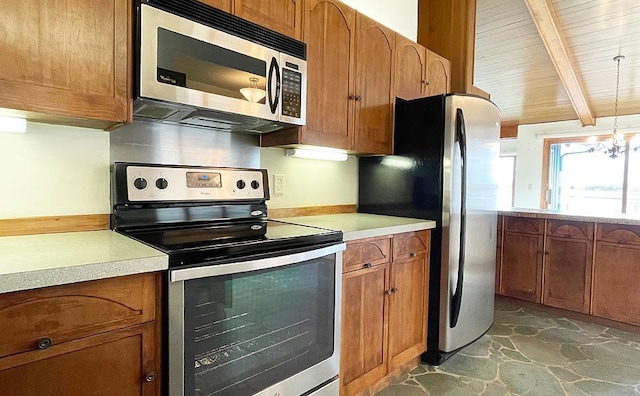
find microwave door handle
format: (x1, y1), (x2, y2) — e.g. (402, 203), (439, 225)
(268, 57), (280, 114)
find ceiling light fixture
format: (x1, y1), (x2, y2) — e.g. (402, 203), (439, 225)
(0, 115), (27, 133)
(588, 55), (639, 158)
(239, 77), (266, 103)
(285, 148), (348, 162)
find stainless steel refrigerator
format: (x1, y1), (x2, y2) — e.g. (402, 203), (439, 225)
(358, 94), (500, 365)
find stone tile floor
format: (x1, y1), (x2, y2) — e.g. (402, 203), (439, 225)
(377, 297), (640, 396)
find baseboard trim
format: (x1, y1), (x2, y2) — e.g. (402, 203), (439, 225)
(268, 204), (357, 218)
(0, 214), (111, 236)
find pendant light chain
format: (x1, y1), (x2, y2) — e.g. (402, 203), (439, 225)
(613, 55), (624, 135)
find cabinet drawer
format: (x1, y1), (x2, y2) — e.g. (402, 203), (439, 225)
(546, 220), (594, 241)
(0, 273), (157, 358)
(505, 217), (544, 235)
(343, 237), (391, 273)
(392, 230), (430, 261)
(597, 223), (640, 246)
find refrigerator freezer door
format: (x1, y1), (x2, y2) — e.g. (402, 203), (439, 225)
(439, 95), (500, 353)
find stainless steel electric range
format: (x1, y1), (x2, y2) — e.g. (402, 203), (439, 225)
(111, 162), (344, 396)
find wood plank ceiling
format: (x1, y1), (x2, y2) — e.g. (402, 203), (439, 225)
(474, 0), (640, 128)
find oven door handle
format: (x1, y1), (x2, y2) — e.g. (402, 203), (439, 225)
(170, 243), (346, 282)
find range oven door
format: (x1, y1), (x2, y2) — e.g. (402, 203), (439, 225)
(168, 243), (345, 396)
(137, 4), (306, 128)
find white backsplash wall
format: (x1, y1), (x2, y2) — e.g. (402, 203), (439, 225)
(260, 148), (358, 209)
(341, 0), (418, 41)
(0, 122), (110, 219)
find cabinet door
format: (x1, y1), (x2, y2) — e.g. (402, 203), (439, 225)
(543, 237), (593, 313)
(592, 241), (640, 326)
(543, 220), (594, 313)
(301, 0), (355, 150)
(0, 324), (157, 396)
(387, 255), (428, 371)
(198, 0), (232, 12)
(352, 12), (395, 155)
(426, 50), (450, 96)
(501, 232), (544, 302)
(233, 0), (302, 39)
(495, 215), (504, 294)
(394, 34), (427, 100)
(0, 0), (130, 129)
(341, 264), (388, 396)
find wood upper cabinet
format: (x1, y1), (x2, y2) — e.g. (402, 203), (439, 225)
(341, 230), (430, 396)
(394, 34), (427, 100)
(0, 0), (131, 130)
(233, 0), (303, 39)
(0, 273), (161, 396)
(592, 224), (640, 326)
(262, 1), (396, 155)
(500, 217), (544, 302)
(542, 220), (594, 313)
(351, 13), (395, 155)
(426, 50), (451, 96)
(198, 0), (233, 12)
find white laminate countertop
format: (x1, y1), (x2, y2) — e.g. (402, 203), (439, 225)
(0, 230), (168, 294)
(275, 213), (436, 241)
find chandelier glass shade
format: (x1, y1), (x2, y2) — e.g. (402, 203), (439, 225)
(239, 77), (266, 103)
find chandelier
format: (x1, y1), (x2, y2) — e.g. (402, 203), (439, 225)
(588, 55), (639, 159)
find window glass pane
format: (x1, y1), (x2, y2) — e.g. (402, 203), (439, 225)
(548, 142), (624, 213)
(627, 148), (640, 215)
(497, 156), (515, 208)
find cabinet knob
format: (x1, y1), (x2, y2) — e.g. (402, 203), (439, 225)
(544, 251), (550, 256)
(363, 263), (372, 269)
(422, 80), (430, 85)
(349, 95), (357, 100)
(145, 371), (157, 382)
(385, 289), (393, 295)
(391, 287), (398, 294)
(37, 337), (53, 350)
(355, 95), (362, 101)
(618, 239), (626, 244)
(536, 250), (543, 255)
(410, 252), (417, 257)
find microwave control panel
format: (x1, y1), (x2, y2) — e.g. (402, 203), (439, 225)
(281, 68), (302, 119)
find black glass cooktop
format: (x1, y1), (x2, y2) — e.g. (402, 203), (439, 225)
(121, 220), (342, 267)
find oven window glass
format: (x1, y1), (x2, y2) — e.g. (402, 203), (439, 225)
(157, 28), (267, 104)
(183, 255), (336, 396)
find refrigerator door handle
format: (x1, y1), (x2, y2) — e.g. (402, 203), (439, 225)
(450, 107), (467, 328)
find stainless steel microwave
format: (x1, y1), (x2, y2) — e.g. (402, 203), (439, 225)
(134, 0), (307, 133)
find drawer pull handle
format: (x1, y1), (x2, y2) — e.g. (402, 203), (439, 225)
(145, 371), (157, 382)
(363, 263), (372, 269)
(37, 337), (53, 350)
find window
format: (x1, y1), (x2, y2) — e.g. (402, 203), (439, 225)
(497, 155), (515, 208)
(543, 137), (639, 214)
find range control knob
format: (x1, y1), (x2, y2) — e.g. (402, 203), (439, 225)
(251, 180), (260, 190)
(236, 180), (246, 189)
(133, 177), (148, 190)
(155, 178), (169, 190)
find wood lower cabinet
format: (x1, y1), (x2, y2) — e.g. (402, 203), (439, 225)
(500, 217), (544, 302)
(341, 230), (430, 396)
(542, 220), (593, 313)
(0, 0), (131, 130)
(0, 273), (161, 396)
(495, 215), (503, 294)
(592, 224), (640, 326)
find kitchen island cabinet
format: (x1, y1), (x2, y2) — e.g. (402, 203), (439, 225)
(592, 224), (640, 326)
(500, 216), (544, 303)
(341, 230), (429, 396)
(0, 273), (162, 396)
(0, 0), (131, 130)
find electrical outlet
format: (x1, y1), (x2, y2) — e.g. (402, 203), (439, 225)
(274, 174), (285, 195)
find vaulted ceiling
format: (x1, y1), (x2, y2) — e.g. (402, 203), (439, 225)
(473, 0), (640, 129)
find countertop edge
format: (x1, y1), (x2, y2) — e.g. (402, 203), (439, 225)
(0, 255), (168, 295)
(343, 221), (436, 241)
(499, 209), (640, 226)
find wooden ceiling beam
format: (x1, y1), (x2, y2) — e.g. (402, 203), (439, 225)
(525, 0), (595, 126)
